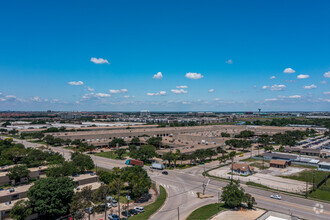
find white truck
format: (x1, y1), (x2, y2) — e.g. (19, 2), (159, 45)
(151, 162), (165, 170)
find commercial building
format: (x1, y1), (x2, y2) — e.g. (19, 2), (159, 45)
(318, 162), (330, 171)
(270, 159), (291, 168)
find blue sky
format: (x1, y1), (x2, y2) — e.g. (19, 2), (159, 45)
(0, 0), (329, 111)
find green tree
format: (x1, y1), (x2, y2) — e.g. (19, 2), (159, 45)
(109, 138), (126, 148)
(7, 165), (30, 185)
(146, 137), (162, 148)
(244, 193), (257, 209)
(10, 200), (33, 220)
(221, 181), (246, 208)
(70, 186), (93, 220)
(46, 161), (79, 177)
(28, 177), (75, 218)
(130, 137), (140, 146)
(71, 153), (95, 173)
(116, 148), (126, 159)
(129, 145), (157, 162)
(93, 184), (111, 220)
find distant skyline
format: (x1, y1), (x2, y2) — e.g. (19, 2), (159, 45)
(0, 0), (329, 111)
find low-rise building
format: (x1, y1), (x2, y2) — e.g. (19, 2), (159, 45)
(270, 159), (291, 168)
(231, 163), (254, 175)
(318, 162), (330, 171)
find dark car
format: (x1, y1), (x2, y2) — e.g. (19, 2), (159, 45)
(121, 211), (131, 217)
(162, 171), (168, 175)
(129, 209), (138, 215)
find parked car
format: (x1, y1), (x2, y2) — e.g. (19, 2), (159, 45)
(121, 211), (131, 217)
(111, 201), (118, 207)
(134, 207), (145, 213)
(108, 214), (119, 220)
(129, 209), (138, 215)
(106, 203), (112, 208)
(84, 207), (94, 214)
(162, 171), (168, 175)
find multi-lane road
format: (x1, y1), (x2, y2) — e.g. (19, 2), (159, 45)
(3, 137), (330, 220)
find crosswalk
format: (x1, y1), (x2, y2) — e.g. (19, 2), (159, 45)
(159, 183), (197, 197)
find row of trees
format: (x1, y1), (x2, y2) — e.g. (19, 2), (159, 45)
(10, 165), (152, 220)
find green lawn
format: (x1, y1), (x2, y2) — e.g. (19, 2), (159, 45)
(94, 151), (128, 160)
(309, 184), (330, 201)
(280, 170), (329, 184)
(186, 203), (225, 220)
(246, 181), (271, 190)
(129, 185), (167, 220)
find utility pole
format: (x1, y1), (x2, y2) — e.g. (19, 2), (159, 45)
(202, 164), (206, 195)
(313, 171), (315, 191)
(231, 157), (234, 182)
(305, 173), (308, 198)
(126, 190), (130, 220)
(177, 207), (180, 220)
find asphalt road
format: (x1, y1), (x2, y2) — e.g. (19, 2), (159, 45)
(3, 137), (330, 220)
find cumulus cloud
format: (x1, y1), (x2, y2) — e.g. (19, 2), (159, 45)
(270, 76), (276, 79)
(109, 89), (128, 94)
(87, 86), (95, 91)
(289, 95), (302, 99)
(323, 91), (330, 95)
(208, 89), (215, 92)
(90, 57), (109, 64)
(185, 72), (203, 79)
(270, 84), (286, 91)
(147, 91), (167, 96)
(68, 81), (84, 86)
(225, 59), (233, 64)
(262, 84), (286, 91)
(265, 98), (278, 101)
(303, 84), (317, 89)
(153, 72), (163, 79)
(95, 93), (111, 97)
(324, 71), (330, 78)
(176, 85), (188, 89)
(297, 74), (309, 79)
(171, 89), (188, 94)
(283, 68), (295, 74)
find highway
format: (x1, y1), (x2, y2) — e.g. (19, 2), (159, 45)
(3, 137), (330, 220)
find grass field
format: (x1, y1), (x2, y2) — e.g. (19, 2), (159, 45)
(246, 181), (271, 190)
(309, 183), (330, 201)
(280, 170), (329, 184)
(186, 203), (225, 220)
(94, 151), (128, 160)
(129, 186), (167, 220)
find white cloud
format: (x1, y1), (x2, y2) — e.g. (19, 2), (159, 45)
(320, 80), (327, 84)
(182, 101), (190, 104)
(123, 95), (130, 98)
(176, 85), (188, 89)
(265, 98), (278, 101)
(87, 86), (95, 91)
(214, 98), (221, 101)
(0, 92), (2, 96)
(289, 95), (302, 99)
(185, 72), (203, 79)
(208, 89), (215, 92)
(270, 76), (276, 79)
(153, 72), (163, 79)
(32, 96), (42, 102)
(90, 57), (109, 64)
(171, 89), (188, 94)
(68, 81), (84, 86)
(95, 93), (111, 97)
(109, 89), (128, 94)
(147, 91), (167, 96)
(303, 84), (317, 89)
(283, 68), (295, 74)
(262, 84), (286, 91)
(225, 59), (233, 64)
(324, 71), (330, 78)
(270, 84), (286, 91)
(323, 91), (330, 95)
(0, 98), (6, 101)
(297, 74), (309, 79)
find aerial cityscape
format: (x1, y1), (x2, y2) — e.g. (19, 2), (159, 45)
(0, 1), (329, 220)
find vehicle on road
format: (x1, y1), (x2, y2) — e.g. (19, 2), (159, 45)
(239, 154), (244, 157)
(151, 162), (165, 170)
(134, 207), (145, 213)
(162, 171), (168, 175)
(108, 214), (119, 220)
(125, 159), (144, 167)
(270, 194), (282, 200)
